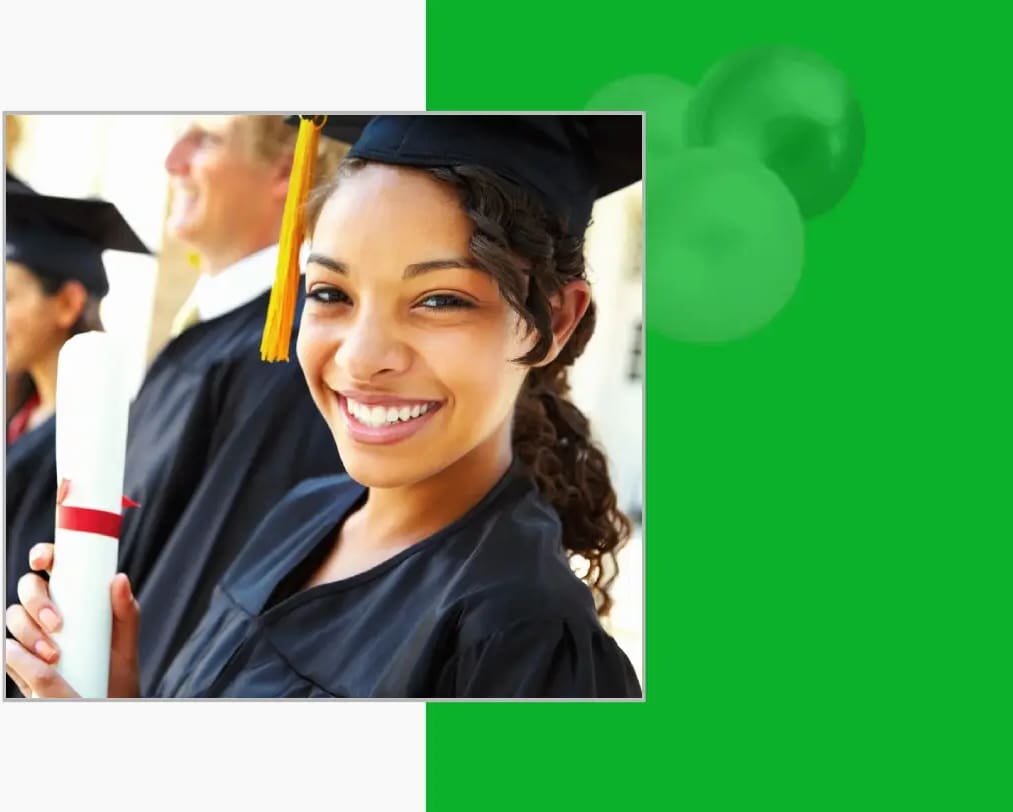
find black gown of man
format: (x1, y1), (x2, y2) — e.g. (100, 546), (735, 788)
(120, 286), (343, 695)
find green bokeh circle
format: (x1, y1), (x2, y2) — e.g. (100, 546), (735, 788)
(649, 148), (805, 343)
(684, 45), (865, 219)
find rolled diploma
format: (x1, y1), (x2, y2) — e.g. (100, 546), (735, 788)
(48, 332), (130, 698)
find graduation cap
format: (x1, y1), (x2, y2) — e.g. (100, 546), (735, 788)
(346, 115), (642, 232)
(260, 114), (643, 361)
(6, 184), (151, 297)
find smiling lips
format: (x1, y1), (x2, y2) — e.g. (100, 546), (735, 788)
(345, 397), (438, 428)
(336, 393), (444, 445)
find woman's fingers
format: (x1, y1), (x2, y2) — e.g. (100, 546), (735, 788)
(5, 639), (78, 698)
(108, 574), (142, 698)
(17, 571), (61, 635)
(28, 543), (55, 575)
(5, 603), (59, 664)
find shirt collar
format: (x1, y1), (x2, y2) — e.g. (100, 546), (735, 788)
(192, 244), (279, 322)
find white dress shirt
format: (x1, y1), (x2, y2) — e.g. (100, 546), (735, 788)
(190, 244), (279, 321)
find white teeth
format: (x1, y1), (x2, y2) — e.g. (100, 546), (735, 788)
(345, 398), (436, 428)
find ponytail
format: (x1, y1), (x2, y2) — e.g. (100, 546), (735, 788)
(512, 302), (631, 616)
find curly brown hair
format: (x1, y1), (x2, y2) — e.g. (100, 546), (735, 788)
(312, 158), (632, 616)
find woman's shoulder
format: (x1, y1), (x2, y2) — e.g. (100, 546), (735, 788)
(224, 474), (364, 587)
(254, 473), (363, 540)
(436, 478), (606, 642)
(6, 415), (56, 469)
(426, 490), (641, 698)
(282, 471), (362, 504)
(438, 608), (641, 699)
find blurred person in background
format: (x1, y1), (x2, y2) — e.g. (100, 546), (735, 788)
(5, 172), (150, 696)
(116, 115), (351, 693)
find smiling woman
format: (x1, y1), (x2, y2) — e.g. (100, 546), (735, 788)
(5, 115), (644, 699)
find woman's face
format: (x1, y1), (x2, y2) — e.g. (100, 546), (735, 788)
(297, 164), (536, 489)
(4, 263), (71, 375)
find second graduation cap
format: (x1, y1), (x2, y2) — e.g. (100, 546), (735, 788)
(6, 182), (151, 297)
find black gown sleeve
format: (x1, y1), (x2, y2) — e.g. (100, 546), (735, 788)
(439, 617), (642, 699)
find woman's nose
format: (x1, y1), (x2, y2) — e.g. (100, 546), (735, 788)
(333, 310), (412, 381)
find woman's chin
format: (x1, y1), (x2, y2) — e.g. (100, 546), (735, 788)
(336, 448), (410, 488)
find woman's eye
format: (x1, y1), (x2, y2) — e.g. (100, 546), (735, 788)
(416, 293), (475, 310)
(307, 287), (351, 305)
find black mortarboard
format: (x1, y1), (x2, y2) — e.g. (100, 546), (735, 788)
(6, 185), (150, 297)
(345, 114), (642, 233)
(283, 114), (643, 231)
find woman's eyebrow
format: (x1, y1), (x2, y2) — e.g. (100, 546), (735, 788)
(402, 258), (482, 279)
(307, 254), (482, 280)
(306, 254), (349, 275)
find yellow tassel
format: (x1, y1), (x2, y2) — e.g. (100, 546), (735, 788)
(260, 115), (325, 362)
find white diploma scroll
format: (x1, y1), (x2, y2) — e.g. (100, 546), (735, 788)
(48, 332), (131, 698)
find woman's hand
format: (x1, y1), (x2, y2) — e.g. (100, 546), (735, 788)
(5, 543), (142, 698)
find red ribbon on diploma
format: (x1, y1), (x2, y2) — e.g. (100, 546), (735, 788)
(56, 479), (140, 539)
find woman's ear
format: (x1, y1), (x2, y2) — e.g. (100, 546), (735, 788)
(52, 281), (88, 331)
(534, 279), (591, 367)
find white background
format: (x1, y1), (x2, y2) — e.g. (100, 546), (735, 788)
(2, 2), (427, 810)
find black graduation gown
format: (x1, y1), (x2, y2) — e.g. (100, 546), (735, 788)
(120, 288), (344, 695)
(156, 463), (642, 699)
(5, 416), (56, 602)
(5, 416), (56, 698)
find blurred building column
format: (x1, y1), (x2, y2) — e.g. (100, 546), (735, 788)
(147, 204), (199, 361)
(570, 182), (644, 519)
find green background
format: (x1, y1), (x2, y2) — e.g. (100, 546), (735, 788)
(426, 2), (1009, 808)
